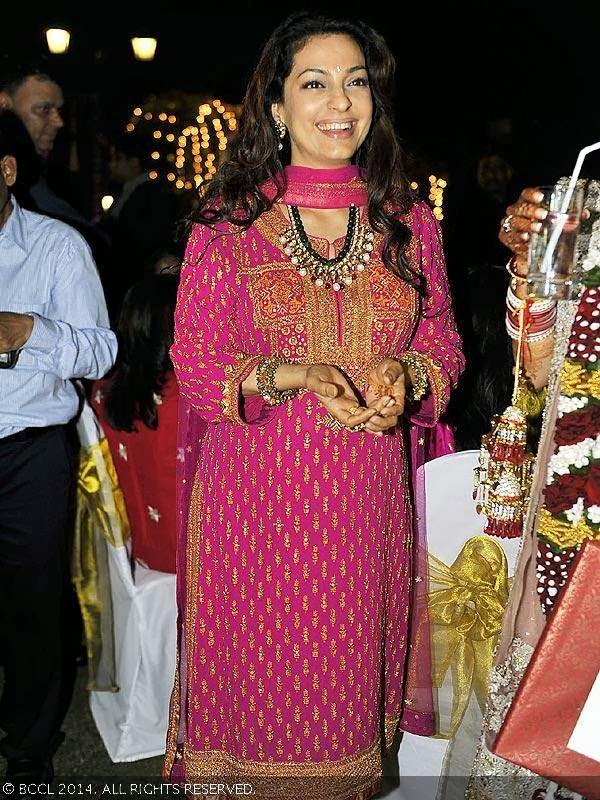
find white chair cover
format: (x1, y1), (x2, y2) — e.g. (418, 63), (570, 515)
(89, 542), (176, 762)
(394, 450), (520, 799)
(78, 390), (177, 763)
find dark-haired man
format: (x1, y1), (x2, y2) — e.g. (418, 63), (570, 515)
(0, 63), (107, 243)
(0, 67), (64, 157)
(0, 111), (117, 782)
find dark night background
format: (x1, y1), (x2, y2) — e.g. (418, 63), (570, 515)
(4, 0), (596, 240)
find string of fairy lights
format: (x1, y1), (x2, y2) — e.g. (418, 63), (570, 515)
(124, 99), (238, 191)
(410, 176), (447, 221)
(111, 101), (448, 218)
(45, 28), (451, 213)
(428, 175), (447, 221)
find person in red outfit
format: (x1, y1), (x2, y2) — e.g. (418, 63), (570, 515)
(92, 274), (179, 573)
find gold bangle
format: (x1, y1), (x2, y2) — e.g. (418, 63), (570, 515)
(255, 356), (298, 406)
(397, 352), (429, 402)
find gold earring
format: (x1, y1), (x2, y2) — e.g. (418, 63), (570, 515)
(274, 117), (286, 150)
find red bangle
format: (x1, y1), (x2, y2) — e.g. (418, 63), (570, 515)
(506, 309), (556, 335)
(506, 307), (556, 328)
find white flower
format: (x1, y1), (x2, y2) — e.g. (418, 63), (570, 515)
(581, 257), (597, 273)
(565, 497), (586, 525)
(593, 434), (600, 460)
(118, 443), (128, 461)
(582, 242), (600, 272)
(548, 438), (595, 480)
(557, 394), (588, 418)
(547, 451), (571, 480)
(93, 389), (104, 405)
(153, 392), (163, 406)
(587, 505), (600, 524)
(176, 447), (185, 463)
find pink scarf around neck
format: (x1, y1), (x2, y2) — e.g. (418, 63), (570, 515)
(263, 164), (368, 208)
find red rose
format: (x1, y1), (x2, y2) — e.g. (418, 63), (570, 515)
(555, 404), (600, 447)
(544, 472), (588, 515)
(586, 463), (600, 507)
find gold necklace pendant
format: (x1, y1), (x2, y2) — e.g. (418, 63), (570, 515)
(278, 205), (375, 291)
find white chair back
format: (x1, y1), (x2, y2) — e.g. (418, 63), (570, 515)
(90, 543), (176, 762)
(396, 450), (520, 799)
(77, 392), (177, 762)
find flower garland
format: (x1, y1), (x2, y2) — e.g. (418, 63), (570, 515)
(538, 286), (600, 549)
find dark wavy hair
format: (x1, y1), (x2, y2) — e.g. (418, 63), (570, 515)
(104, 274), (178, 432)
(193, 12), (421, 289)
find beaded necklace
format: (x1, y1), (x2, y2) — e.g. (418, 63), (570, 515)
(278, 204), (374, 291)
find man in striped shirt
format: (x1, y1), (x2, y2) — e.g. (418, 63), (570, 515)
(0, 110), (117, 782)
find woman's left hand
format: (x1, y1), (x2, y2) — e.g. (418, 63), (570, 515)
(364, 358), (407, 433)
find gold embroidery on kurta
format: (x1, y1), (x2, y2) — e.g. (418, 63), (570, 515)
(250, 205), (418, 390)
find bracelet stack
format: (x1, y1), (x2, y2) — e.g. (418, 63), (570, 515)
(397, 352), (429, 402)
(505, 282), (557, 343)
(255, 355), (298, 406)
(504, 257), (557, 343)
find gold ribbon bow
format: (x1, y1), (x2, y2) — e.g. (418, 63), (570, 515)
(71, 438), (130, 690)
(428, 536), (509, 737)
(76, 438), (129, 548)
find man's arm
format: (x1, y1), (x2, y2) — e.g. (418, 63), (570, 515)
(18, 232), (117, 379)
(0, 313), (34, 353)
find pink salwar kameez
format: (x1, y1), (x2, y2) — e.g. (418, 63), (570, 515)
(164, 166), (463, 799)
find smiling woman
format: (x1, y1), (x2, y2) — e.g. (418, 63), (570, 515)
(164, 11), (464, 798)
(272, 34), (373, 171)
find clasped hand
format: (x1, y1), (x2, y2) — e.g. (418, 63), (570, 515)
(306, 358), (406, 436)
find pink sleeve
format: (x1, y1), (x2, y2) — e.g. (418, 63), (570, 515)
(403, 203), (464, 427)
(170, 223), (271, 426)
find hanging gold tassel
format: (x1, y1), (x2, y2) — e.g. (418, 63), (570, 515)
(474, 302), (535, 538)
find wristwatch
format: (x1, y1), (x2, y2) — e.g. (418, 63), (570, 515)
(0, 350), (19, 369)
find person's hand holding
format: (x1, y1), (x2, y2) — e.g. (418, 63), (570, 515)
(306, 364), (386, 432)
(499, 188), (549, 279)
(0, 312), (34, 352)
(500, 188), (590, 282)
(364, 358), (407, 434)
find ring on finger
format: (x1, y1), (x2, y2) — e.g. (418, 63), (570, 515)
(501, 214), (513, 234)
(347, 405), (360, 416)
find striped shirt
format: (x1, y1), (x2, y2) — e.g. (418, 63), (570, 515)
(0, 198), (117, 439)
